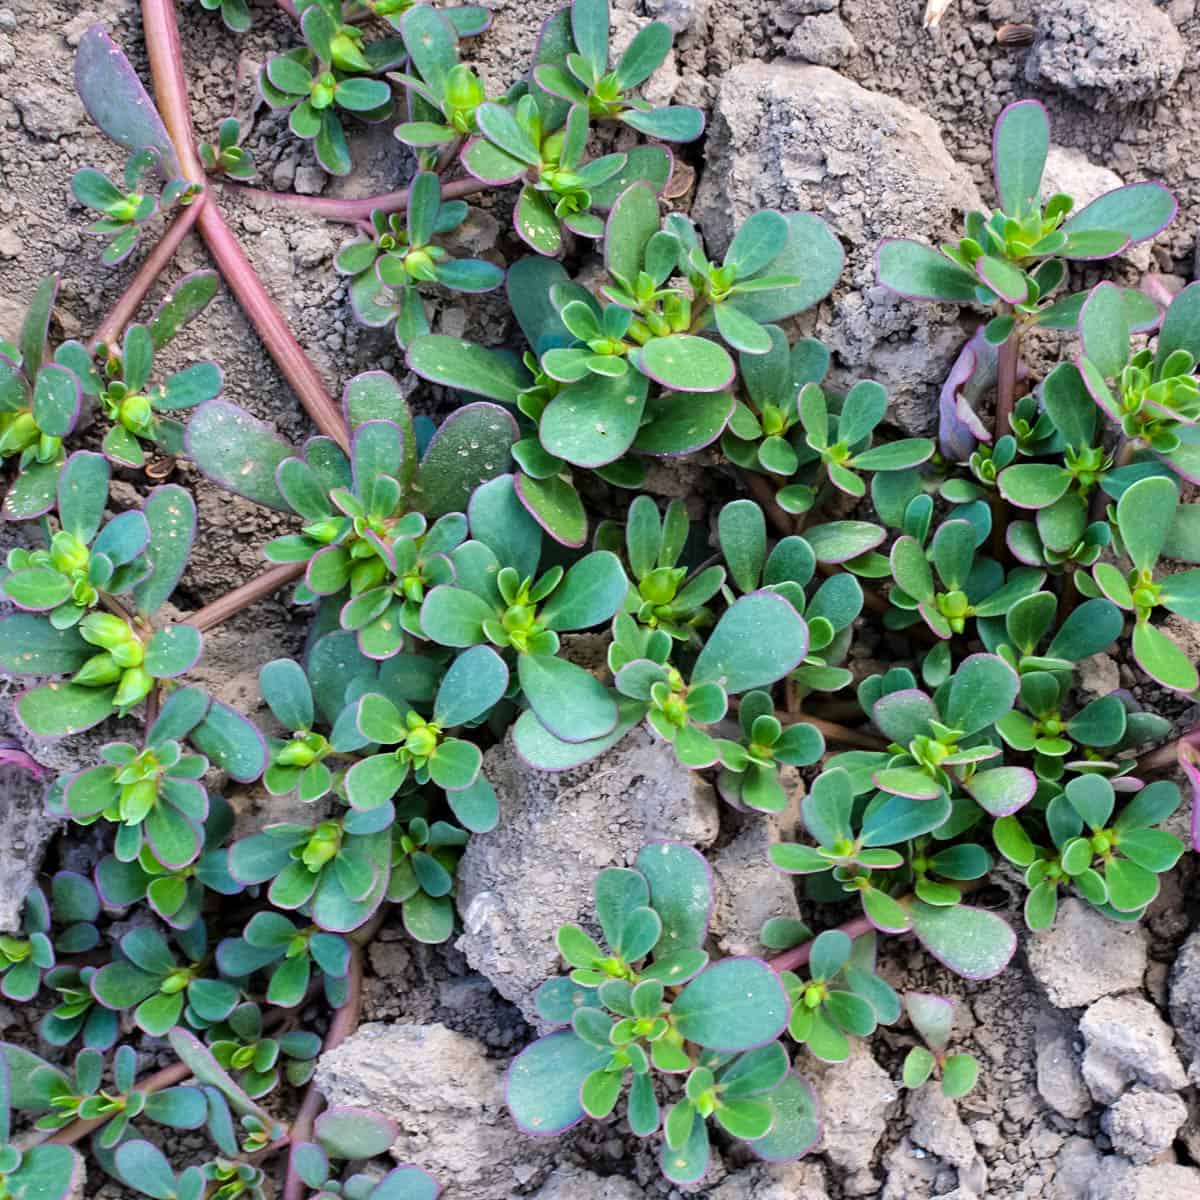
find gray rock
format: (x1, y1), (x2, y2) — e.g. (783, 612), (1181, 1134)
(0, 759), (61, 933)
(1055, 1136), (1107, 1200)
(908, 1085), (978, 1170)
(529, 1165), (645, 1199)
(1169, 929), (1200, 1082)
(456, 728), (719, 1023)
(315, 1023), (550, 1200)
(1025, 0), (1185, 110)
(694, 64), (982, 438)
(1082, 1158), (1200, 1200)
(1026, 898), (1147, 1008)
(810, 1041), (897, 1175)
(709, 1161), (829, 1199)
(1079, 995), (1188, 1104)
(785, 13), (857, 66)
(1035, 1008), (1092, 1120)
(1075, 652), (1121, 703)
(709, 821), (803, 957)
(643, 0), (696, 34)
(1101, 1088), (1188, 1165)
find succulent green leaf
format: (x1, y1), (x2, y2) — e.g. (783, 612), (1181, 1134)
(671, 959), (789, 1051)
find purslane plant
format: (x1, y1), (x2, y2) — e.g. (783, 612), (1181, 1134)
(1, 5), (1197, 1196)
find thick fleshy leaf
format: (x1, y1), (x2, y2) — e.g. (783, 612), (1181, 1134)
(145, 625), (202, 678)
(511, 699), (645, 771)
(909, 902), (1016, 980)
(1062, 182), (1176, 249)
(1132, 620), (1199, 692)
(539, 371), (648, 467)
(966, 766), (1036, 817)
(633, 335), (735, 393)
(514, 472), (588, 548)
(605, 182), (660, 287)
(17, 683), (116, 737)
(415, 402), (517, 520)
(1156, 281), (1200, 373)
(992, 100), (1048, 217)
(1045, 598), (1123, 661)
(75, 26), (180, 175)
(747, 1072), (820, 1163)
(943, 654), (1019, 735)
(804, 521), (885, 564)
(507, 1031), (611, 1135)
(518, 653), (618, 742)
(876, 240), (979, 303)
(540, 552), (628, 631)
(671, 959), (789, 1051)
(1078, 283), (1130, 380)
(635, 842), (712, 952)
(469, 473), (542, 576)
(1117, 475), (1177, 573)
(314, 1106), (398, 1159)
(191, 701), (266, 782)
(186, 400), (291, 509)
(692, 591), (807, 694)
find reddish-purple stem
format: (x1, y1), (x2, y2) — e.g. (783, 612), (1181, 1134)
(769, 914), (875, 974)
(188, 561), (306, 632)
(141, 0), (349, 450)
(90, 194), (207, 351)
(282, 945), (365, 1200)
(219, 176), (489, 225)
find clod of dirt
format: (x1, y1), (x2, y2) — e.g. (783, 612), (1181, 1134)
(709, 820), (804, 957)
(694, 62), (982, 437)
(0, 761), (61, 933)
(784, 12), (858, 66)
(1035, 1006), (1092, 1119)
(907, 1086), (987, 1192)
(1025, 898), (1148, 1009)
(1078, 1157), (1200, 1200)
(808, 1040), (898, 1185)
(528, 1165), (645, 1199)
(1100, 1087), (1189, 1165)
(315, 1021), (551, 1200)
(1025, 0), (1186, 110)
(1169, 929), (1200, 1083)
(1078, 995), (1188, 1104)
(1075, 652), (1122, 702)
(707, 1160), (829, 1199)
(455, 727), (720, 1025)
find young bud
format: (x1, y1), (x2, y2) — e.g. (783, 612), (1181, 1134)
(119, 394), (154, 434)
(73, 652), (123, 687)
(110, 638), (145, 669)
(51, 531), (91, 576)
(80, 611), (135, 650)
(120, 778), (159, 825)
(113, 667), (154, 711)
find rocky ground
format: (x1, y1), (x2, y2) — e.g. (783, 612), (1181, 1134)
(3, 0), (1200, 1197)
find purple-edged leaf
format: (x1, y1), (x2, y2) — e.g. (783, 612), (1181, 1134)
(965, 766), (1036, 817)
(943, 653), (1019, 735)
(975, 255), (1028, 304)
(635, 842), (713, 953)
(632, 335), (734, 393)
(75, 27), (179, 174)
(992, 100), (1047, 218)
(910, 901), (1015, 980)
(672, 959), (789, 1051)
(132, 485), (196, 617)
(605, 182), (660, 286)
(1180, 743), (1200, 852)
(871, 689), (938, 744)
(190, 701), (266, 782)
(729, 212), (843, 323)
(1078, 283), (1130, 379)
(692, 591), (808, 694)
(314, 1106), (398, 1160)
(1062, 181), (1176, 248)
(17, 683), (116, 738)
(144, 625), (203, 678)
(514, 473), (587, 548)
(20, 274), (58, 376)
(633, 388), (734, 456)
(747, 1072), (820, 1163)
(540, 370), (648, 467)
(185, 400), (293, 509)
(461, 136), (527, 185)
(0, 615), (89, 675)
(876, 239), (979, 304)
(1156, 281), (1200, 372)
(405, 336), (530, 403)
(507, 1031), (612, 1135)
(804, 521), (886, 564)
(3, 460), (62, 521)
(905, 992), (954, 1052)
(32, 365), (81, 437)
(416, 402), (518, 520)
(149, 270), (219, 351)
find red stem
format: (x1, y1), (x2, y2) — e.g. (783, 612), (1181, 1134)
(994, 325), (1021, 443)
(90, 195), (208, 352)
(282, 945), (365, 1200)
(218, 176), (488, 225)
(141, 0), (349, 450)
(769, 914), (875, 974)
(188, 561), (306, 632)
(1138, 727), (1200, 774)
(46, 1061), (191, 1146)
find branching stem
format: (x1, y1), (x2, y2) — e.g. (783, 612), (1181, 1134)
(994, 323), (1021, 442)
(141, 0), (349, 450)
(90, 195), (208, 352)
